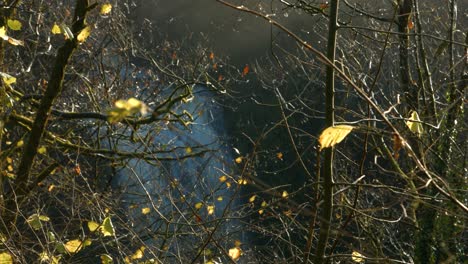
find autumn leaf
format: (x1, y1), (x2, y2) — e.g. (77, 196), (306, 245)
(276, 152), (283, 160)
(0, 252), (13, 264)
(100, 3), (113, 15)
(195, 202), (203, 210)
(249, 195), (257, 203)
(406, 111), (423, 136)
(351, 251), (365, 263)
(282, 191), (289, 198)
(0, 26), (23, 46)
(131, 246), (145, 260)
(242, 65), (249, 76)
(7, 19), (22, 31)
(209, 52), (214, 60)
(219, 175), (227, 182)
(64, 239), (83, 254)
(318, 125), (354, 150)
(235, 157), (243, 164)
(141, 207), (151, 215)
(100, 216), (115, 237)
(207, 205), (215, 215)
(0, 72), (16, 86)
(77, 26), (91, 43)
(51, 24), (62, 34)
(87, 221), (100, 232)
(393, 133), (403, 159)
(228, 247), (242, 261)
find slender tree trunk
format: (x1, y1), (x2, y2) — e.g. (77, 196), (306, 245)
(314, 1), (339, 263)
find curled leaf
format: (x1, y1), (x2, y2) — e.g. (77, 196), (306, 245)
(318, 125), (354, 150)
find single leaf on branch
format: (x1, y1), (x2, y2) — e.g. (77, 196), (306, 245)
(318, 125), (354, 150)
(405, 111), (423, 136)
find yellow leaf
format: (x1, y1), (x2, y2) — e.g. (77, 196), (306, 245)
(38, 146), (47, 154)
(101, 254), (113, 264)
(51, 24), (62, 34)
(100, 3), (113, 15)
(0, 252), (12, 264)
(261, 201), (267, 207)
(352, 251), (365, 263)
(64, 239), (83, 254)
(216, 196), (223, 201)
(76, 26), (91, 43)
(207, 205), (215, 215)
(131, 246), (145, 260)
(141, 207), (151, 215)
(276, 152), (283, 160)
(195, 202), (203, 210)
(0, 27), (7, 38)
(185, 147), (192, 154)
(228, 247), (242, 261)
(1, 72), (16, 85)
(318, 125), (354, 150)
(87, 221), (99, 232)
(282, 190), (289, 198)
(100, 216), (115, 237)
(406, 111), (423, 136)
(258, 209), (264, 215)
(7, 19), (22, 31)
(249, 195), (257, 203)
(219, 175), (227, 182)
(7, 37), (23, 46)
(16, 140), (24, 147)
(235, 157), (243, 164)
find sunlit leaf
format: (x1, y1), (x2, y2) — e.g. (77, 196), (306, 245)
(16, 140), (24, 147)
(195, 202), (203, 210)
(1, 72), (16, 86)
(216, 196), (223, 201)
(249, 195), (257, 203)
(235, 157), (243, 164)
(141, 207), (151, 215)
(276, 152), (283, 160)
(131, 246), (145, 260)
(207, 205), (215, 215)
(87, 221), (99, 232)
(64, 239), (83, 254)
(0, 27), (7, 39)
(185, 147), (192, 154)
(100, 216), (115, 237)
(352, 251), (365, 263)
(228, 247), (242, 261)
(100, 3), (113, 15)
(7, 37), (23, 46)
(282, 190), (289, 198)
(38, 146), (47, 154)
(51, 24), (62, 34)
(318, 125), (354, 150)
(0, 252), (12, 264)
(101, 254), (113, 264)
(405, 111), (423, 136)
(407, 19), (414, 30)
(108, 98), (147, 123)
(7, 19), (22, 31)
(209, 52), (214, 60)
(76, 26), (91, 43)
(219, 175), (227, 182)
(261, 201), (267, 207)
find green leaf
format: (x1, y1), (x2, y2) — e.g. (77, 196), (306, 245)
(7, 19), (22, 31)
(27, 214), (49, 230)
(101, 254), (113, 264)
(406, 111), (423, 136)
(100, 216), (115, 237)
